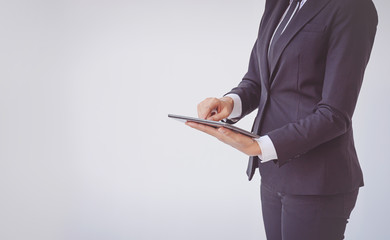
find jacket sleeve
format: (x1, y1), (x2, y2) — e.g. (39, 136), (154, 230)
(225, 40), (262, 121)
(267, 0), (378, 166)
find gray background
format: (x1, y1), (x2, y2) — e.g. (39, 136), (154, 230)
(0, 0), (389, 239)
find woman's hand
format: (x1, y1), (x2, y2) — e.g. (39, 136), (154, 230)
(197, 96), (234, 121)
(185, 121), (261, 156)
(188, 96), (261, 156)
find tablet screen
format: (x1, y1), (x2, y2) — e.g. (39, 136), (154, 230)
(168, 114), (260, 139)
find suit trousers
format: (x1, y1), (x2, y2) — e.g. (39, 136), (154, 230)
(260, 183), (359, 240)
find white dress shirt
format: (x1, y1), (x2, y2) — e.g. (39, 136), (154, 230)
(224, 0), (308, 163)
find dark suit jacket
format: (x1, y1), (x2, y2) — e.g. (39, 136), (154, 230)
(227, 0), (378, 195)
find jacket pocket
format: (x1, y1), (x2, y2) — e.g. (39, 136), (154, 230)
(301, 23), (327, 32)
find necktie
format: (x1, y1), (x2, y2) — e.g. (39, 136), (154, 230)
(268, 0), (302, 63)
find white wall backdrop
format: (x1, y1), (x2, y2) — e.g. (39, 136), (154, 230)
(0, 0), (389, 239)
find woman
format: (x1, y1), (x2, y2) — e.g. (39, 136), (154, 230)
(186, 0), (378, 239)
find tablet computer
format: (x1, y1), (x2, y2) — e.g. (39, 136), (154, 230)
(168, 114), (260, 139)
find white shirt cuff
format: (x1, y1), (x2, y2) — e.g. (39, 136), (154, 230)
(256, 135), (278, 163)
(225, 93), (242, 119)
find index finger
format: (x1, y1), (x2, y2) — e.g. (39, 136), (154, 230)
(197, 98), (219, 119)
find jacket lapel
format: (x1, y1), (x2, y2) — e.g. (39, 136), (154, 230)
(258, 0), (288, 90)
(268, 0), (331, 84)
